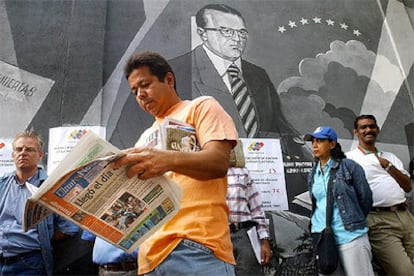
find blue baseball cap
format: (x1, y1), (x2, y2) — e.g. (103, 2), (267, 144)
(304, 126), (338, 142)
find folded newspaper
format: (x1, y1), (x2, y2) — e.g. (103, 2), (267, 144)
(161, 118), (245, 167)
(23, 131), (182, 253)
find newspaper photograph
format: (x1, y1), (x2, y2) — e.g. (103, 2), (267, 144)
(23, 131), (182, 253)
(161, 117), (244, 167)
(160, 118), (200, 152)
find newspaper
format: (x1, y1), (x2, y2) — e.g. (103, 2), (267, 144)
(247, 226), (262, 264)
(160, 118), (200, 152)
(23, 131), (182, 253)
(161, 118), (244, 166)
(229, 140), (245, 168)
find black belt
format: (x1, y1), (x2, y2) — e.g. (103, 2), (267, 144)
(0, 250), (41, 265)
(229, 221), (258, 233)
(371, 202), (408, 212)
(100, 261), (138, 272)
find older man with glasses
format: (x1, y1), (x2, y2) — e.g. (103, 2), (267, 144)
(0, 131), (79, 275)
(170, 3), (301, 142)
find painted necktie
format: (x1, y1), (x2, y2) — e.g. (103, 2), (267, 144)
(227, 63), (258, 137)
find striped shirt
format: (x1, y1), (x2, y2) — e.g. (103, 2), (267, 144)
(226, 167), (270, 239)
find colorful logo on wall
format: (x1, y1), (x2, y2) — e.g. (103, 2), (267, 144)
(0, 142), (5, 150)
(68, 129), (88, 140)
(247, 141), (264, 152)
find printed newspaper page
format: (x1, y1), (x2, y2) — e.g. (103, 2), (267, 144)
(23, 131), (182, 253)
(161, 117), (245, 167)
(161, 118), (200, 152)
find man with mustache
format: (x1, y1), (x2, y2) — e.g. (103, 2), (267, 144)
(346, 114), (414, 275)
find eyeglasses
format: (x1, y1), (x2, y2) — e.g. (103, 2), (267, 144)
(203, 27), (248, 39)
(13, 147), (38, 153)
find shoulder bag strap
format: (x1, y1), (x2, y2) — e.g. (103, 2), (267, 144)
(325, 168), (337, 231)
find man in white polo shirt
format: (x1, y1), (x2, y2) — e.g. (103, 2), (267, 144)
(346, 114), (414, 275)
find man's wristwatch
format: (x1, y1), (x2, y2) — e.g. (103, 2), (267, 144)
(385, 162), (393, 172)
(261, 237), (270, 241)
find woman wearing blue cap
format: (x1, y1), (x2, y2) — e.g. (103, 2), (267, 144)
(305, 126), (374, 275)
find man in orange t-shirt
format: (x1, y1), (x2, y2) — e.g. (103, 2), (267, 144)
(112, 51), (238, 275)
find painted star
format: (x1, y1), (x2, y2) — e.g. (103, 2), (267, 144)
(288, 20), (297, 28)
(312, 16), (322, 23)
(300, 18), (309, 25)
(353, 29), (362, 36)
(326, 19), (335, 26)
(340, 22), (349, 30)
(278, 26), (287, 33)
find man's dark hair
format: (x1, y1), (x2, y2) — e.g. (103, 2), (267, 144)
(353, 114), (378, 130)
(124, 51), (176, 89)
(195, 4), (245, 28)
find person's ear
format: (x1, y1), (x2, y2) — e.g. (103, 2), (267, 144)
(38, 151), (44, 161)
(197, 27), (207, 41)
(353, 128), (358, 136)
(165, 72), (175, 88)
(330, 141), (336, 150)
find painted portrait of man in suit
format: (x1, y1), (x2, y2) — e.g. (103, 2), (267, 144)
(169, 4), (312, 212)
(170, 3), (312, 160)
(170, 4), (303, 144)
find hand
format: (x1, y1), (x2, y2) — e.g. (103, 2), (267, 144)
(112, 140), (233, 181)
(375, 153), (412, 192)
(112, 147), (170, 180)
(374, 153), (390, 169)
(260, 239), (273, 265)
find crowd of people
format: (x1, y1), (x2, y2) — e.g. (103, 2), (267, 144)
(1, 3), (414, 276)
(2, 51), (413, 276)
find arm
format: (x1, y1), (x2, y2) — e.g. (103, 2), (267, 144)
(246, 179), (272, 265)
(53, 215), (79, 241)
(115, 97), (237, 180)
(376, 154), (411, 192)
(113, 140), (233, 181)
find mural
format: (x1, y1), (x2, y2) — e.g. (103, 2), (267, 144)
(1, 0), (413, 214)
